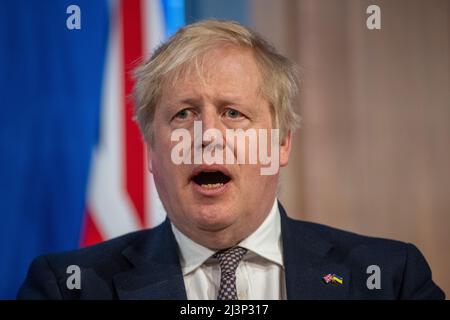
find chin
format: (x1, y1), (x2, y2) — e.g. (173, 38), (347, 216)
(193, 206), (238, 231)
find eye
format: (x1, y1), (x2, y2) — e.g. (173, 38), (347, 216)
(173, 108), (193, 120)
(224, 108), (244, 119)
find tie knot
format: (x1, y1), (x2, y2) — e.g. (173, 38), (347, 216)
(214, 246), (247, 275)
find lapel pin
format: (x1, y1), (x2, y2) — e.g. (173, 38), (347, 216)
(323, 273), (333, 284)
(332, 274), (343, 285)
(323, 273), (343, 285)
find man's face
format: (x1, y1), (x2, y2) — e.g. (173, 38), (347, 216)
(148, 45), (292, 249)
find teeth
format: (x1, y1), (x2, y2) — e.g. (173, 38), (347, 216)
(200, 183), (224, 189)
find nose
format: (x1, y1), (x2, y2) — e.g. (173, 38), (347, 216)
(200, 107), (220, 132)
(199, 106), (225, 149)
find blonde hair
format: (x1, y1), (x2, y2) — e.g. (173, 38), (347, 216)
(133, 19), (300, 143)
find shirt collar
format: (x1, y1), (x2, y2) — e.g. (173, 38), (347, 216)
(238, 199), (284, 267)
(171, 198), (283, 276)
(171, 223), (216, 275)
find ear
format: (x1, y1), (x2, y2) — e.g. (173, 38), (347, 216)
(279, 130), (292, 167)
(146, 144), (153, 173)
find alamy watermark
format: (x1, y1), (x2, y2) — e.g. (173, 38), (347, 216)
(171, 121), (280, 176)
(366, 5), (381, 30)
(66, 265), (81, 290)
(366, 264), (381, 290)
(66, 5), (81, 30)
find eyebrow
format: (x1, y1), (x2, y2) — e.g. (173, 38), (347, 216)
(177, 97), (202, 107)
(172, 95), (245, 108)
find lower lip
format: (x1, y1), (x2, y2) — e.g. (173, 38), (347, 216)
(191, 181), (230, 197)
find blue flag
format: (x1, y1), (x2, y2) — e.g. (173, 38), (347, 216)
(0, 0), (185, 300)
(0, 0), (109, 299)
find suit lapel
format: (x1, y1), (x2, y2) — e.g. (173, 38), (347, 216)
(279, 203), (350, 299)
(113, 219), (187, 299)
(113, 204), (350, 299)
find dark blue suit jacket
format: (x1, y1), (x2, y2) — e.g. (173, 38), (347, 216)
(17, 204), (445, 299)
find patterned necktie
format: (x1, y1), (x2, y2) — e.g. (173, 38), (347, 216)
(214, 246), (248, 300)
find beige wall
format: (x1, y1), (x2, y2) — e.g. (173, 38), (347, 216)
(252, 0), (450, 297)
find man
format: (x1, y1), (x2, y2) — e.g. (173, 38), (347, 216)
(18, 20), (444, 300)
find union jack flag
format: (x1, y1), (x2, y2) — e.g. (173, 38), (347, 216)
(81, 0), (183, 246)
(323, 273), (334, 284)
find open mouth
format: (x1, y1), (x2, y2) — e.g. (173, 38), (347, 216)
(191, 171), (232, 189)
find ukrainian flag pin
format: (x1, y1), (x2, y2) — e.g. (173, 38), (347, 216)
(332, 274), (343, 285)
(323, 273), (343, 285)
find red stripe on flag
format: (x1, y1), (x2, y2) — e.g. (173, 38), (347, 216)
(80, 208), (104, 247)
(121, 0), (146, 228)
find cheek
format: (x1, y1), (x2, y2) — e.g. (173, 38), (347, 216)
(152, 142), (191, 187)
(240, 165), (262, 183)
(239, 163), (278, 189)
(150, 140), (174, 178)
(152, 129), (177, 161)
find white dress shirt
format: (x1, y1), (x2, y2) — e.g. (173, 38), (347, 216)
(171, 199), (286, 300)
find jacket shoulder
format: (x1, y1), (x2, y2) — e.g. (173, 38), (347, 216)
(293, 218), (407, 250)
(45, 228), (147, 265)
(17, 224), (165, 299)
(286, 217), (445, 299)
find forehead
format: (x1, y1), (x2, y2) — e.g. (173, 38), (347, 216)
(161, 45), (262, 103)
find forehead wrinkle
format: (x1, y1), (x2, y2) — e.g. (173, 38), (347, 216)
(166, 73), (255, 106)
(161, 45), (265, 111)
